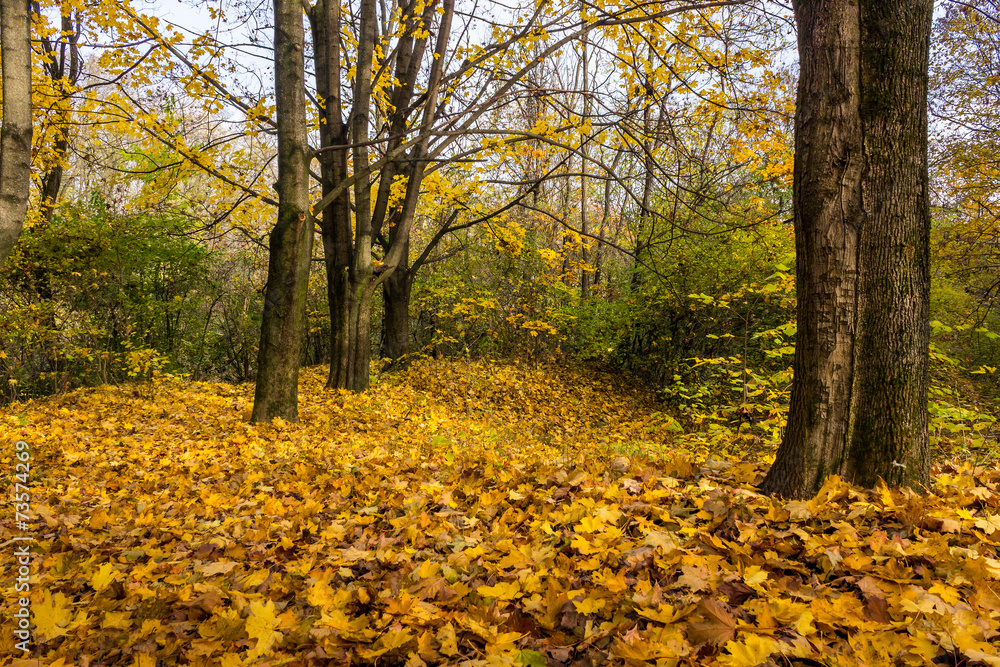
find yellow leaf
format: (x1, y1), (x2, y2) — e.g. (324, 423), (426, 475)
(102, 611), (131, 629)
(722, 634), (780, 667)
(964, 650), (1000, 667)
(200, 561), (238, 577)
(417, 629), (440, 661)
(573, 596), (606, 614)
(417, 560), (440, 579)
(478, 581), (520, 600)
(307, 576), (338, 608)
(219, 653), (243, 667)
(92, 562), (118, 591)
(437, 623), (459, 656)
(246, 599), (283, 658)
(742, 565), (768, 589)
(34, 590), (73, 641)
(794, 611), (816, 637)
(89, 509), (110, 530)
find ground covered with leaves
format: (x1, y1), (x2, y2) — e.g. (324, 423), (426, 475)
(2, 359), (1000, 666)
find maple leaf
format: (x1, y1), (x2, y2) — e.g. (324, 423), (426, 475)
(721, 633), (780, 666)
(478, 581), (521, 600)
(360, 627), (414, 659)
(91, 562), (118, 591)
(437, 623), (460, 656)
(306, 573), (339, 608)
(199, 561), (238, 576)
(677, 565), (712, 592)
(245, 599), (283, 658)
(34, 591), (73, 640)
(687, 598), (736, 646)
(102, 610), (131, 629)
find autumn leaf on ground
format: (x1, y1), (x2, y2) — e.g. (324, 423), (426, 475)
(246, 599), (283, 658)
(687, 598), (737, 646)
(34, 591), (74, 641)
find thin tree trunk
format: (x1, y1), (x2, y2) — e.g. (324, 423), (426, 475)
(251, 0), (313, 422)
(347, 0), (452, 388)
(344, 0), (378, 392)
(844, 0), (933, 488)
(579, 26), (590, 299)
(594, 149), (622, 287)
(309, 0), (354, 391)
(381, 242), (412, 361)
(633, 68), (655, 289)
(0, 0), (33, 268)
(36, 8), (80, 223)
(33, 9), (81, 379)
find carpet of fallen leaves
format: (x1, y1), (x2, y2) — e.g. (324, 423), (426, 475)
(2, 359), (1000, 667)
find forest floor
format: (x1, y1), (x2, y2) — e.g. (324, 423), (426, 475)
(1, 359), (999, 666)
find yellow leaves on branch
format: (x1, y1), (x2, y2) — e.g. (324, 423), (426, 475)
(1, 360), (1000, 665)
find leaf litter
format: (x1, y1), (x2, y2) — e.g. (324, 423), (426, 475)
(1, 359), (999, 666)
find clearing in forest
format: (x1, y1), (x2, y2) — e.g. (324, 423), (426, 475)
(1, 359), (999, 666)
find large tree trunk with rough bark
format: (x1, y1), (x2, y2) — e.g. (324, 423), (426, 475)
(761, 0), (932, 498)
(0, 0), (32, 268)
(251, 0), (313, 422)
(759, 0), (864, 498)
(844, 0), (933, 488)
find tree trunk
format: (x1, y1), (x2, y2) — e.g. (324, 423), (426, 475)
(761, 0), (932, 498)
(343, 0), (378, 393)
(251, 0), (313, 423)
(844, 0), (933, 488)
(312, 0), (451, 392)
(33, 9), (82, 379)
(0, 0), (32, 268)
(381, 250), (412, 361)
(325, 232), (353, 388)
(308, 0), (354, 391)
(579, 26), (590, 299)
(633, 59), (656, 290)
(759, 0), (863, 498)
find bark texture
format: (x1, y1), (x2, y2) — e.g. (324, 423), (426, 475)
(845, 0), (933, 488)
(251, 0), (313, 422)
(760, 0), (863, 498)
(762, 0), (933, 498)
(344, 0), (378, 392)
(309, 0), (353, 390)
(0, 0), (32, 268)
(381, 241), (412, 362)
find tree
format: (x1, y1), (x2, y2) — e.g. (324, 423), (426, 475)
(761, 0), (933, 498)
(0, 0), (32, 267)
(251, 0), (313, 422)
(931, 1), (1000, 317)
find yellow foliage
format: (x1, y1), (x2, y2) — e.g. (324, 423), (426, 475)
(2, 360), (1000, 665)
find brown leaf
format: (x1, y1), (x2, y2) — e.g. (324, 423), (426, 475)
(686, 598), (736, 646)
(719, 580), (755, 606)
(677, 565), (711, 592)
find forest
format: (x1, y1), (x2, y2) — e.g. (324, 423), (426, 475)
(1, 0), (999, 664)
